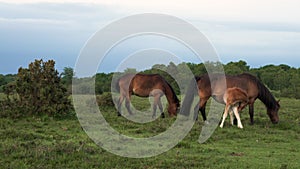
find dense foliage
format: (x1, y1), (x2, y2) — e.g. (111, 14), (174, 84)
(70, 60), (300, 98)
(0, 59), (72, 117)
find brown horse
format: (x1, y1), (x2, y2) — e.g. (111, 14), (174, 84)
(182, 73), (280, 124)
(115, 73), (180, 118)
(220, 87), (249, 128)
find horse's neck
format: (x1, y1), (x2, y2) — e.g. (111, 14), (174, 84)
(257, 83), (276, 110)
(164, 84), (178, 105)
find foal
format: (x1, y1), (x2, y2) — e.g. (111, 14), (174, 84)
(220, 87), (249, 129)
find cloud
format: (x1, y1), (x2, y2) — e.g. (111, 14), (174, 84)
(0, 2), (121, 21)
(1, 1), (300, 31)
(1, 0), (300, 24)
(0, 17), (70, 25)
(0, 2), (123, 33)
(0, 0), (300, 74)
(0, 0), (104, 4)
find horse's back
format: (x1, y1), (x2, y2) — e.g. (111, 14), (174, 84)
(118, 73), (166, 97)
(131, 74), (165, 88)
(196, 73), (259, 105)
(208, 73), (259, 99)
(118, 73), (163, 87)
(224, 87), (248, 104)
(118, 74), (135, 92)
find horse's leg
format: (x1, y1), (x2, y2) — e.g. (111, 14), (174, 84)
(233, 107), (243, 129)
(193, 98), (208, 121)
(152, 96), (158, 118)
(229, 108), (234, 125)
(125, 93), (133, 115)
(157, 97), (164, 118)
(199, 98), (208, 122)
(249, 103), (254, 125)
(117, 95), (125, 116)
(220, 105), (230, 128)
(193, 102), (200, 120)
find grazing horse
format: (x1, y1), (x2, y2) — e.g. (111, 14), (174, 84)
(115, 73), (180, 118)
(183, 73), (280, 124)
(220, 87), (249, 129)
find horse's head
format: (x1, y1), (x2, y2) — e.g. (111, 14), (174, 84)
(267, 100), (280, 124)
(168, 102), (180, 116)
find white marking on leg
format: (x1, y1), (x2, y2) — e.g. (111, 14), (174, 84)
(233, 107), (243, 129)
(220, 105), (229, 128)
(229, 108), (234, 125)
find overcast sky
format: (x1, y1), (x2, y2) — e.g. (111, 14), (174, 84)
(1, 0), (300, 74)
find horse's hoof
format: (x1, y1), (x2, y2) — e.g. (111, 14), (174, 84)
(161, 114), (165, 118)
(193, 117), (198, 121)
(117, 113), (121, 116)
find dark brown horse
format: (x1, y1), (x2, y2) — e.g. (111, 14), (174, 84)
(182, 73), (280, 124)
(115, 73), (180, 118)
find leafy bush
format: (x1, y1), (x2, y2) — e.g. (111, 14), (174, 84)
(1, 59), (73, 118)
(96, 92), (114, 107)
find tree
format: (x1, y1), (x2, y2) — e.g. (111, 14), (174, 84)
(224, 60), (250, 75)
(124, 68), (137, 74)
(186, 62), (207, 75)
(0, 74), (5, 86)
(166, 62), (178, 75)
(61, 67), (74, 94)
(152, 64), (167, 71)
(95, 73), (113, 94)
(61, 67), (74, 85)
(0, 74), (17, 92)
(11, 59), (72, 116)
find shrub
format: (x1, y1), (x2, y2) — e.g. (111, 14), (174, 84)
(96, 92), (114, 107)
(1, 59), (73, 118)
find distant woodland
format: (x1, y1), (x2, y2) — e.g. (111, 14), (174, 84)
(1, 60), (300, 99)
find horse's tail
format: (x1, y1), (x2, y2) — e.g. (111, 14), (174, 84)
(180, 76), (199, 116)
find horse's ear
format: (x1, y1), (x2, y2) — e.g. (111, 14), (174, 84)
(277, 100), (281, 107)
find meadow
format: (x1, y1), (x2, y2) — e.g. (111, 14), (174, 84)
(1, 96), (299, 168)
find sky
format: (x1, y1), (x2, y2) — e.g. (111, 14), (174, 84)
(1, 0), (300, 74)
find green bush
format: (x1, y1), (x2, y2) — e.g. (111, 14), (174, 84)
(96, 92), (114, 107)
(1, 59), (73, 118)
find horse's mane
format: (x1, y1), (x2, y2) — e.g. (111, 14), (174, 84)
(257, 78), (278, 110)
(239, 73), (278, 110)
(195, 75), (202, 83)
(163, 78), (180, 105)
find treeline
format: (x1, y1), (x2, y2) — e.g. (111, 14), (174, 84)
(1, 60), (300, 99)
(71, 60), (300, 99)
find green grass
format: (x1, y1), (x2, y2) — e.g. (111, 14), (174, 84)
(1, 97), (300, 168)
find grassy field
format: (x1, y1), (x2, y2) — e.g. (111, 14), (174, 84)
(1, 97), (300, 168)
